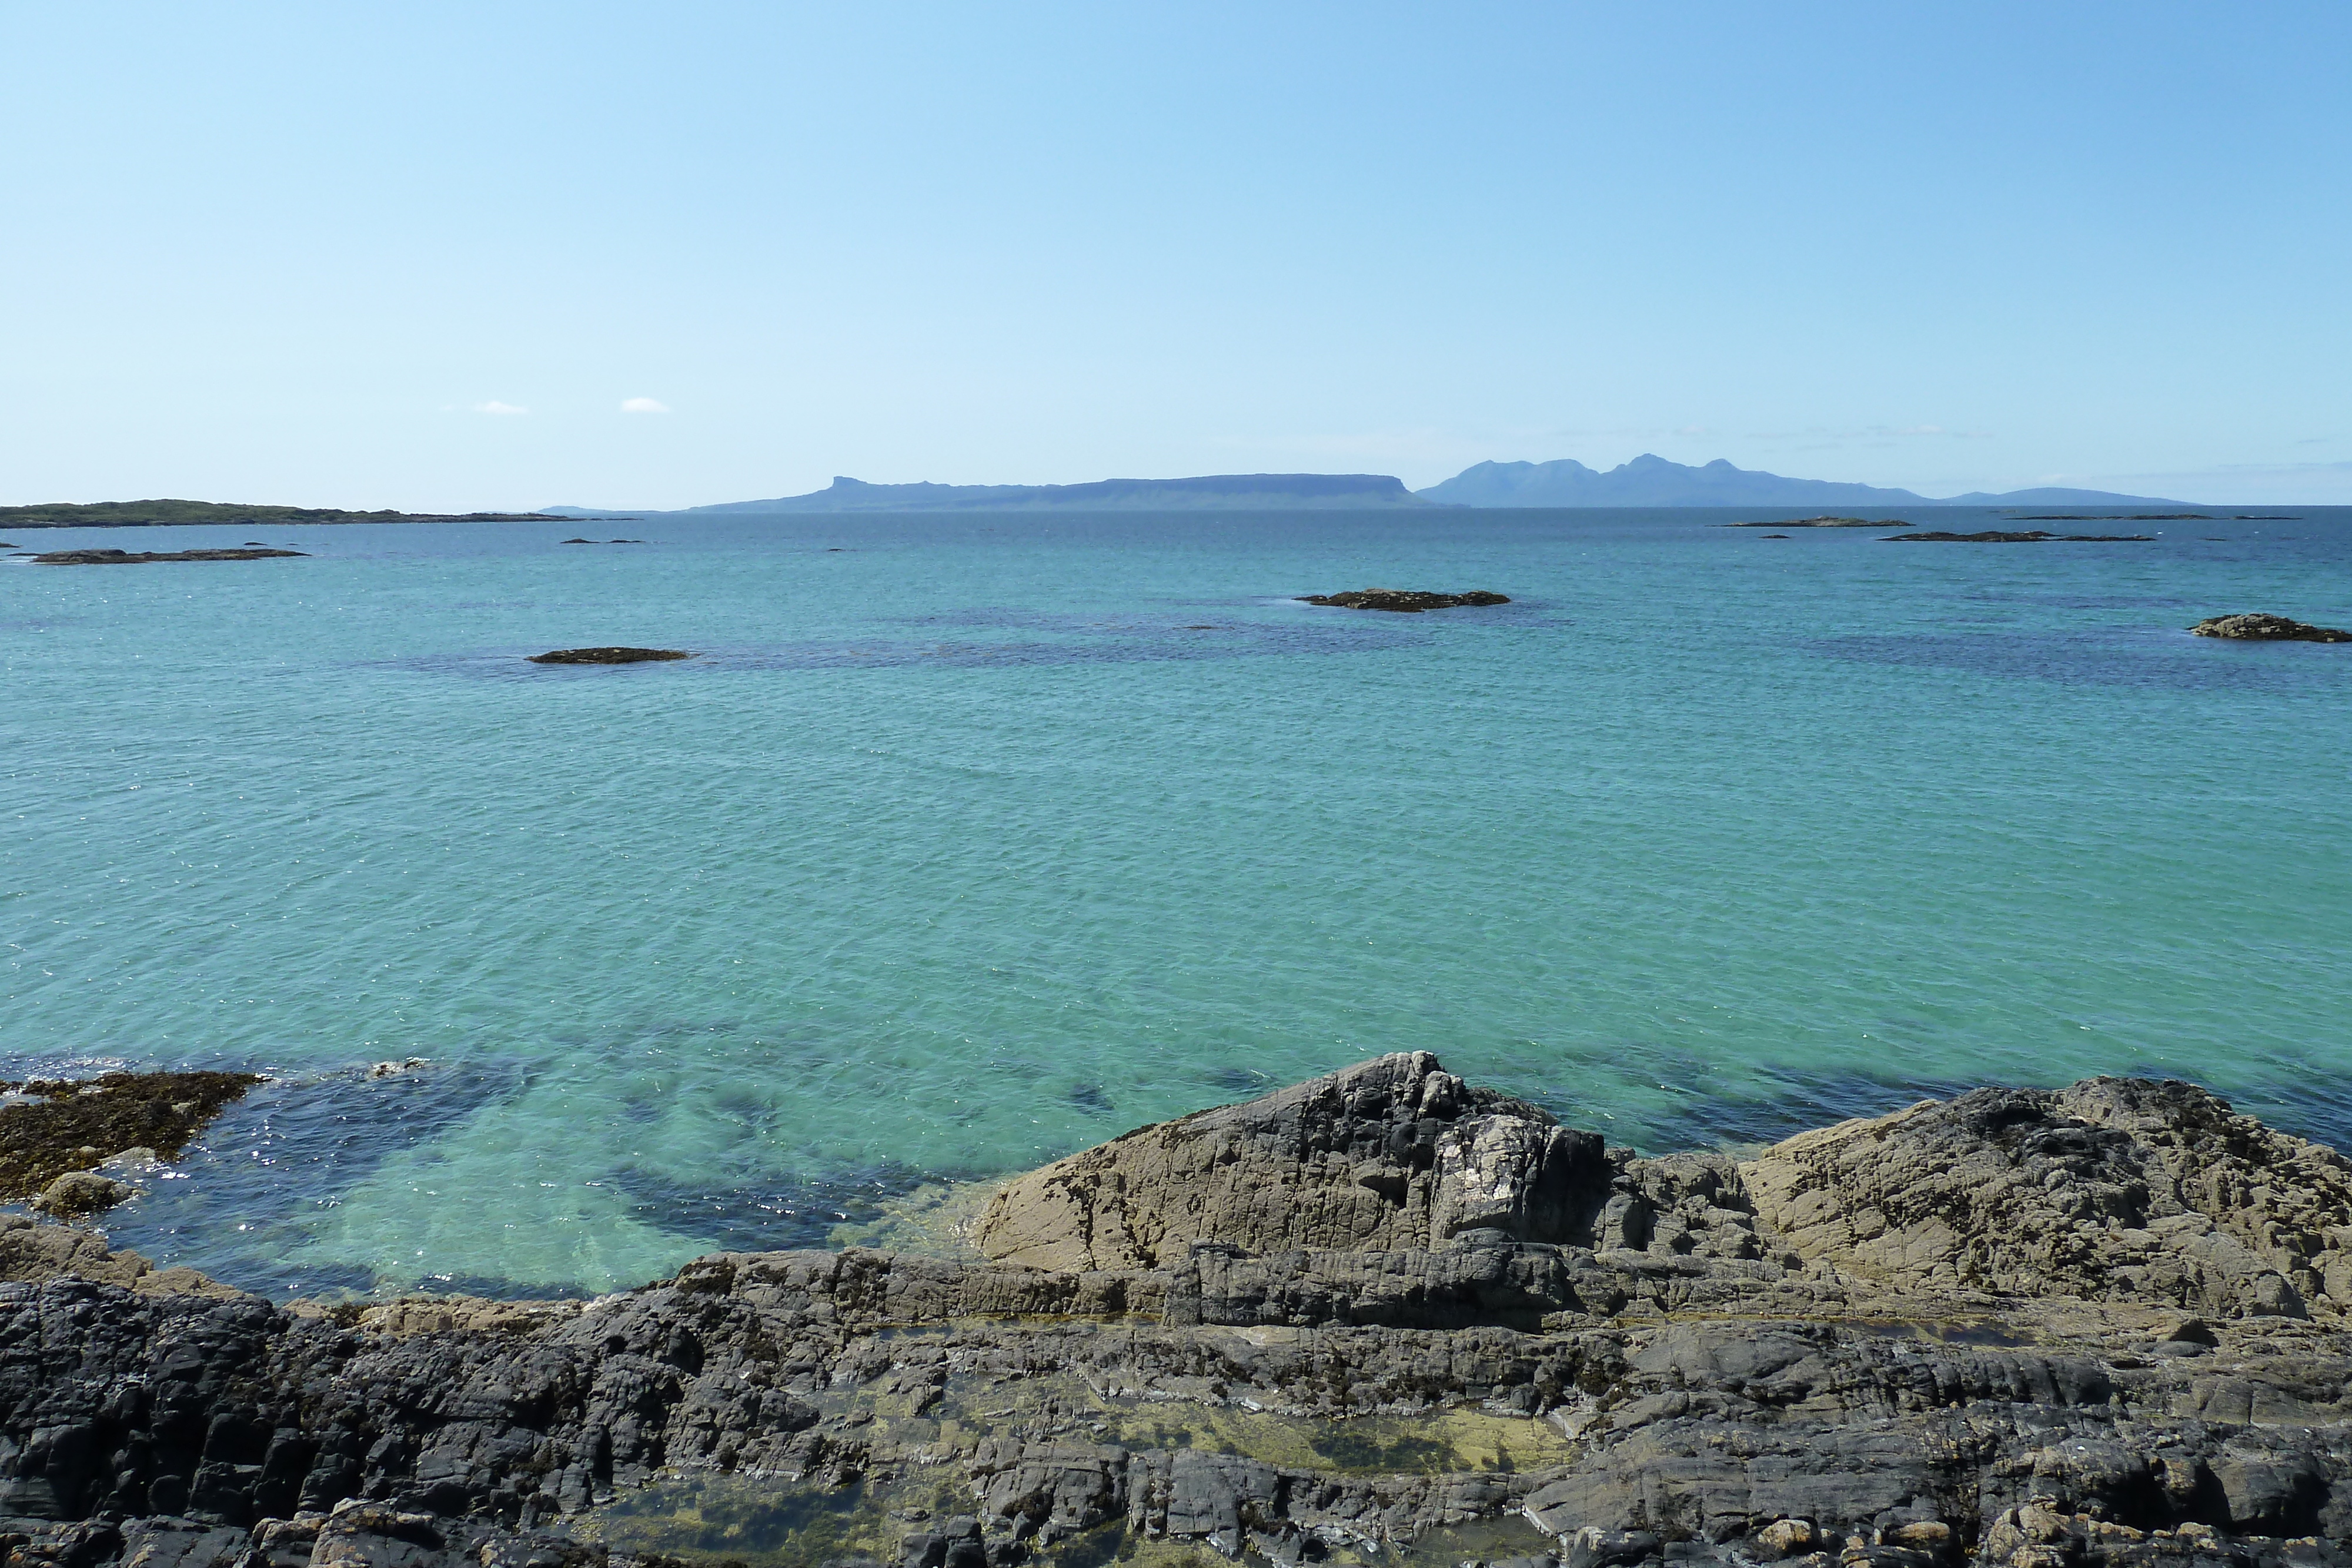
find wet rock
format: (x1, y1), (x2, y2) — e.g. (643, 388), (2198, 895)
(2189, 613), (2352, 643)
(1295, 589), (1511, 612)
(30, 1172), (132, 1217)
(524, 647), (693, 664)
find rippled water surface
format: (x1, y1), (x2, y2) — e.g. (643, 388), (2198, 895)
(5, 507), (2348, 1295)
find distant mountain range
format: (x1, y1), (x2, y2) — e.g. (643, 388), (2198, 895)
(1414, 455), (2187, 509)
(546, 457), (2188, 515)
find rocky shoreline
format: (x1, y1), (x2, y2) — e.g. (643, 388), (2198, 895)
(2, 1054), (2348, 1568)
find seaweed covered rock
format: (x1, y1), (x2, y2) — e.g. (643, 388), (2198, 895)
(525, 647), (692, 664)
(1295, 589), (1509, 612)
(31, 548), (306, 564)
(0, 1071), (261, 1202)
(30, 1171), (133, 1218)
(2189, 613), (2352, 642)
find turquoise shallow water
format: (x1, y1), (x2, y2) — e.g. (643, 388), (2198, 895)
(4, 507), (2349, 1296)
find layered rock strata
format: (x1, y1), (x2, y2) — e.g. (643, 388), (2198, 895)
(1, 1055), (2348, 1568)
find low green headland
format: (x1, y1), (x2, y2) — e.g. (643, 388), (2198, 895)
(0, 499), (566, 528)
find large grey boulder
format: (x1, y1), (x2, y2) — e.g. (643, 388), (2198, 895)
(972, 1052), (1611, 1269)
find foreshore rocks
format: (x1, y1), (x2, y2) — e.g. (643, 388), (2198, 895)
(1296, 590), (1510, 612)
(2, 1055), (2349, 1568)
(2189, 614), (2352, 643)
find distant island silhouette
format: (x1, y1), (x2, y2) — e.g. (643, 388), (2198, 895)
(1412, 454), (2186, 509)
(548, 456), (2189, 515)
(0, 462), (2197, 529)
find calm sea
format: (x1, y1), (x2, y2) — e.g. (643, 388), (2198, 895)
(5, 506), (2348, 1297)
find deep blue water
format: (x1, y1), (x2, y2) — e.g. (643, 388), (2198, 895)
(4, 506), (2347, 1296)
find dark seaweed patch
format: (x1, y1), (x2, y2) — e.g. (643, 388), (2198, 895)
(0, 1071), (262, 1199)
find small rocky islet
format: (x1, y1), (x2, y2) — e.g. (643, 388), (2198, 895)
(1297, 589), (1511, 613)
(4, 1054), (2351, 1568)
(29, 548), (308, 566)
(2188, 614), (2352, 644)
(1722, 517), (1910, 529)
(526, 648), (694, 665)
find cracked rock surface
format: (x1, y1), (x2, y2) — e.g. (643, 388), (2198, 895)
(1, 1054), (2347, 1568)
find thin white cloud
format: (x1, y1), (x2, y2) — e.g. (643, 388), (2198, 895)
(620, 397), (671, 414)
(474, 400), (529, 416)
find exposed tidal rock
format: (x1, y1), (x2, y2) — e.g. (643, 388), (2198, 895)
(1295, 589), (1510, 612)
(524, 648), (693, 665)
(0, 1071), (262, 1202)
(31, 548), (308, 565)
(29, 1171), (135, 1218)
(2189, 613), (2352, 643)
(4, 1059), (2351, 1567)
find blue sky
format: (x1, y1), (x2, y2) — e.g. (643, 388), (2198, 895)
(2, 2), (2347, 509)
